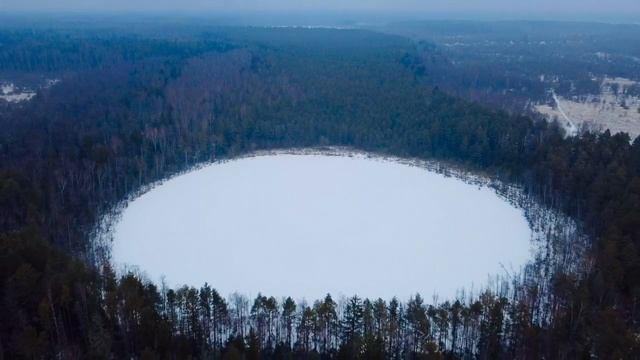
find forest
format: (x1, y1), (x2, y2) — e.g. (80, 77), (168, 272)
(1, 20), (640, 359)
(380, 21), (640, 114)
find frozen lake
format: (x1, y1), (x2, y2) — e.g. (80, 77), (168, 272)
(112, 153), (533, 301)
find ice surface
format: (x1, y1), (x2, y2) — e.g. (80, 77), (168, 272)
(111, 154), (533, 301)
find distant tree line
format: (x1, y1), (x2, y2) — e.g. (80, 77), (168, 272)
(387, 21), (640, 114)
(1, 25), (640, 358)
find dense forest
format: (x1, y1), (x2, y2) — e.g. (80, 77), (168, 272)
(1, 21), (640, 359)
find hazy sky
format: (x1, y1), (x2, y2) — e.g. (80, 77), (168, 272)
(2, 0), (639, 16)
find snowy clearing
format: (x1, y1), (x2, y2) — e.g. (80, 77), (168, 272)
(0, 82), (36, 103)
(535, 77), (640, 138)
(111, 153), (533, 301)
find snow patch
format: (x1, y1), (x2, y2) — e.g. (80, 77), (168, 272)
(0, 82), (36, 103)
(1, 83), (15, 95)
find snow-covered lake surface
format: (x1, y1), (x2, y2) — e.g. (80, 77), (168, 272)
(112, 153), (533, 301)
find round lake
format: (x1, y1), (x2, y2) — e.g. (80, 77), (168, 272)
(112, 153), (532, 301)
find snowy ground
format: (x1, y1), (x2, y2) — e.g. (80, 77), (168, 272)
(0, 79), (60, 104)
(0, 82), (36, 103)
(535, 77), (640, 138)
(111, 153), (533, 301)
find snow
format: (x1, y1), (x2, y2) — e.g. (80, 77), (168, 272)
(535, 77), (640, 138)
(550, 90), (578, 135)
(0, 92), (36, 103)
(0, 82), (36, 103)
(111, 153), (533, 301)
(0, 79), (59, 104)
(1, 83), (15, 95)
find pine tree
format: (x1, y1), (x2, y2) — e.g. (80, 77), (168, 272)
(282, 297), (297, 349)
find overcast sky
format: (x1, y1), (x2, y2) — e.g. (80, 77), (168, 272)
(2, 0), (639, 16)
